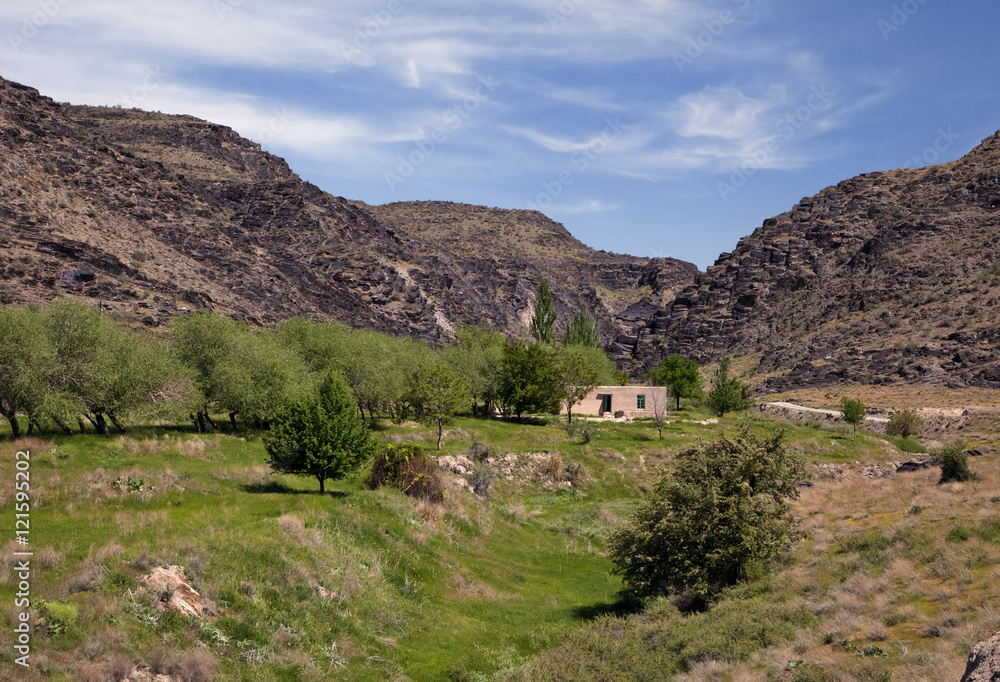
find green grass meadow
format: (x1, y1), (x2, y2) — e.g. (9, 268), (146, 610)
(0, 409), (997, 680)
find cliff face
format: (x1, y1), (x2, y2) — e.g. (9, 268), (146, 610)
(0, 76), (698, 343)
(629, 132), (1000, 389)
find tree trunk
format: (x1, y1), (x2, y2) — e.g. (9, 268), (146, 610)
(7, 412), (21, 440)
(77, 417), (87, 434)
(26, 421), (34, 436)
(657, 423), (663, 439)
(27, 417), (43, 436)
(567, 405), (573, 424)
(195, 412), (207, 433)
(203, 411), (219, 432)
(437, 419), (443, 450)
(318, 476), (325, 494)
(94, 412), (109, 436)
(52, 416), (75, 436)
(108, 413), (127, 434)
(229, 412), (238, 431)
(676, 393), (681, 410)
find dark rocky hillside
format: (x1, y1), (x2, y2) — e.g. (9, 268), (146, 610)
(0, 75), (697, 343)
(627, 132), (1000, 389)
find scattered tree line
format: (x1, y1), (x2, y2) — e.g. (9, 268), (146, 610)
(0, 293), (624, 439)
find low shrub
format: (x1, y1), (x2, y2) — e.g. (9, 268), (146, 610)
(886, 409), (923, 438)
(937, 441), (972, 483)
(469, 438), (492, 462)
(369, 443), (445, 502)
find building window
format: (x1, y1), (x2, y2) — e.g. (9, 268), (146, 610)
(637, 395), (646, 410)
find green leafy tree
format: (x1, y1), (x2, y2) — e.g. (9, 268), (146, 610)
(265, 371), (378, 494)
(646, 355), (703, 410)
(705, 356), (752, 418)
(496, 341), (561, 421)
(886, 409), (922, 439)
(0, 308), (54, 438)
(444, 325), (505, 416)
(171, 313), (304, 431)
(554, 347), (602, 424)
(608, 427), (803, 602)
(529, 277), (557, 344)
(45, 301), (176, 435)
(407, 364), (469, 450)
(563, 306), (600, 348)
(840, 397), (866, 438)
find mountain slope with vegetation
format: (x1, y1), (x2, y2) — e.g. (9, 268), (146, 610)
(0, 75), (697, 346)
(628, 132), (1000, 392)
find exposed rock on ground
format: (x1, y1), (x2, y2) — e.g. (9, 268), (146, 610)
(141, 565), (217, 619)
(962, 631), (1000, 682)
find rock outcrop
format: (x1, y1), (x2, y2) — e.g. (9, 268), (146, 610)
(0, 75), (697, 345)
(962, 632), (1000, 682)
(626, 131), (1000, 388)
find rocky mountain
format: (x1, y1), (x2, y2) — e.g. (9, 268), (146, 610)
(627, 132), (1000, 389)
(0, 75), (697, 343)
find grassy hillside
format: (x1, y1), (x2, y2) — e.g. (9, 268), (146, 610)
(0, 406), (997, 681)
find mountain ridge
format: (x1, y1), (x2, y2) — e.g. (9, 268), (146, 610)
(0, 75), (698, 345)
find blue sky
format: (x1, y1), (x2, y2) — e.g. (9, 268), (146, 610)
(2, 0), (997, 268)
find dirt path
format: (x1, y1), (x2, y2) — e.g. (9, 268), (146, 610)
(766, 401), (890, 423)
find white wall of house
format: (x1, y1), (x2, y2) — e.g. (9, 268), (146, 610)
(563, 386), (668, 418)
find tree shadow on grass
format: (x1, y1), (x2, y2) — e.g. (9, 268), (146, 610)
(240, 481), (347, 498)
(572, 597), (643, 621)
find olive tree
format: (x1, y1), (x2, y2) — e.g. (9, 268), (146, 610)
(840, 397), (866, 438)
(406, 363), (469, 449)
(608, 427), (802, 602)
(554, 346), (601, 424)
(0, 308), (54, 438)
